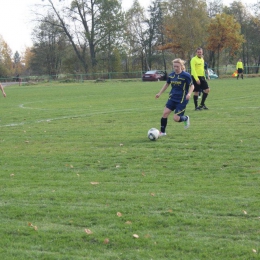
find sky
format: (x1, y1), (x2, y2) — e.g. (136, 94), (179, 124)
(0, 0), (258, 54)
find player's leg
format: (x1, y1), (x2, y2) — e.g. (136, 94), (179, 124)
(198, 87), (202, 98)
(199, 80), (210, 109)
(193, 92), (200, 108)
(174, 103), (190, 129)
(193, 91), (200, 110)
(237, 69), (242, 79)
(192, 77), (201, 110)
(160, 106), (172, 136)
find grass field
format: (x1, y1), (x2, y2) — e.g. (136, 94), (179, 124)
(0, 77), (259, 259)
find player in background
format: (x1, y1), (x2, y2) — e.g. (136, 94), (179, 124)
(155, 58), (194, 136)
(0, 83), (6, 97)
(236, 58), (244, 79)
(199, 59), (210, 98)
(190, 47), (210, 110)
(204, 61), (210, 81)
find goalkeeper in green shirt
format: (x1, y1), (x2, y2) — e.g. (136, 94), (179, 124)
(190, 47), (210, 110)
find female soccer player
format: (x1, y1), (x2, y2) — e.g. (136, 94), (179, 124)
(155, 58), (194, 136)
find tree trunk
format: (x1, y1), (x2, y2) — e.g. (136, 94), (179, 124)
(217, 47), (220, 76)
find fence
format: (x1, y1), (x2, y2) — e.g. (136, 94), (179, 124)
(0, 66), (259, 83)
(0, 71), (142, 83)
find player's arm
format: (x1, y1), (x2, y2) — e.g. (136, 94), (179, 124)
(0, 83), (6, 97)
(190, 58), (198, 80)
(190, 58), (200, 84)
(155, 83), (170, 99)
(186, 83), (194, 100)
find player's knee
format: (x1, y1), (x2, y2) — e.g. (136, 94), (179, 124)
(173, 115), (179, 122)
(163, 112), (170, 118)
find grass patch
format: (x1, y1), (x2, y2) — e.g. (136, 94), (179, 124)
(0, 78), (259, 259)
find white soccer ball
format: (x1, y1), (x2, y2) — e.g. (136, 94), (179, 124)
(147, 128), (160, 141)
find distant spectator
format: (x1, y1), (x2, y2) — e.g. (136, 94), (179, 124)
(13, 74), (20, 82)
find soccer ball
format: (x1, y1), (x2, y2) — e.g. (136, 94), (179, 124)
(147, 128), (160, 141)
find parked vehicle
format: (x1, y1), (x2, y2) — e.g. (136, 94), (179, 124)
(142, 70), (167, 81)
(208, 68), (218, 79)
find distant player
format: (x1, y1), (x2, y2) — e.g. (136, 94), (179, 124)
(190, 47), (210, 110)
(155, 58), (194, 136)
(236, 58), (244, 79)
(204, 61), (210, 80)
(199, 59), (210, 99)
(0, 83), (6, 97)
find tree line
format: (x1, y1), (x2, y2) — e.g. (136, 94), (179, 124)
(0, 0), (259, 79)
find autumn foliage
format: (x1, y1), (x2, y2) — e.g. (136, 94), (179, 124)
(206, 13), (245, 56)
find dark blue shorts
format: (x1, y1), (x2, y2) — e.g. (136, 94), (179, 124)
(237, 68), (243, 73)
(165, 99), (188, 116)
(192, 76), (209, 92)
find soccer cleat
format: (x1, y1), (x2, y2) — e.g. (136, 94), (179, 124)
(184, 116), (190, 129)
(199, 105), (209, 110)
(195, 106), (201, 111)
(159, 132), (167, 137)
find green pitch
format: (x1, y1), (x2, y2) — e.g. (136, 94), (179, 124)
(0, 78), (259, 259)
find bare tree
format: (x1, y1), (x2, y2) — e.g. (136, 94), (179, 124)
(125, 0), (148, 71)
(30, 15), (67, 76)
(39, 0), (124, 73)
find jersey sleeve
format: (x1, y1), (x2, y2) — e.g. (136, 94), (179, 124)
(190, 58), (198, 81)
(167, 73), (173, 84)
(186, 73), (192, 86)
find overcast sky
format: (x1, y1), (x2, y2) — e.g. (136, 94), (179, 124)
(0, 0), (258, 54)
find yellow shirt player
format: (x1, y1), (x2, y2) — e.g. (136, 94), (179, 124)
(236, 59), (244, 79)
(190, 48), (210, 110)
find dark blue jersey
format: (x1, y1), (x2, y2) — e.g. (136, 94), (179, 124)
(166, 71), (192, 103)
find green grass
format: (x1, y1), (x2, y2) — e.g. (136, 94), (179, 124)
(0, 77), (259, 259)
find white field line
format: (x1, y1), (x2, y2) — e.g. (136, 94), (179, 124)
(1, 96), (258, 128)
(19, 103), (51, 110)
(0, 106), (158, 128)
(234, 107), (259, 109)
